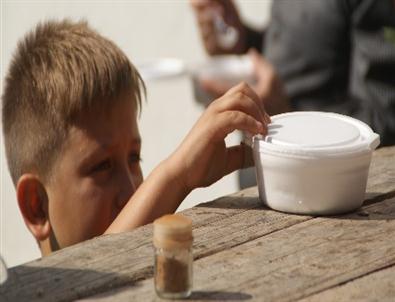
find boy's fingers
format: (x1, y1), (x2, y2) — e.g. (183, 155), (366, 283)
(263, 111), (271, 124)
(224, 81), (249, 95)
(224, 144), (254, 175)
(237, 82), (261, 107)
(214, 90), (266, 125)
(217, 111), (267, 139)
(243, 86), (271, 123)
(225, 82), (270, 123)
(242, 91), (271, 124)
(224, 82), (259, 103)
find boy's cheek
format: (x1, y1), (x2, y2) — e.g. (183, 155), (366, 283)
(53, 202), (110, 247)
(133, 167), (144, 189)
(49, 182), (114, 247)
(74, 188), (114, 235)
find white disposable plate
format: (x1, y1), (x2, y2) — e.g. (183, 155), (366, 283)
(191, 55), (253, 82)
(190, 55), (254, 105)
(136, 58), (185, 81)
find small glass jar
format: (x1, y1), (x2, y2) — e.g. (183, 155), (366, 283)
(153, 214), (193, 299)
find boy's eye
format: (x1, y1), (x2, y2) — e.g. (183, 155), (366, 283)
(128, 153), (141, 165)
(91, 159), (112, 173)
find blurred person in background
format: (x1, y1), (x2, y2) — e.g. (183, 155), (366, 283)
(191, 0), (395, 147)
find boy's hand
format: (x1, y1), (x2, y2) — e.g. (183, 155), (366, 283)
(106, 84), (269, 233)
(170, 82), (270, 192)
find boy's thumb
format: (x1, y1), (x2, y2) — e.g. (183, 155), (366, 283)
(225, 143), (254, 175)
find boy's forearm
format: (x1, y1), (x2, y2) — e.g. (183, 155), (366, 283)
(105, 82), (269, 235)
(104, 157), (189, 234)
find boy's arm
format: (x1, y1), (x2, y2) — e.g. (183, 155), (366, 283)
(105, 82), (270, 233)
(104, 159), (189, 232)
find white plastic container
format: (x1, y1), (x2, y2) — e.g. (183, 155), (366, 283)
(252, 112), (380, 215)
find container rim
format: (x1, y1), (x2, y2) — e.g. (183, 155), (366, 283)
(253, 112), (380, 157)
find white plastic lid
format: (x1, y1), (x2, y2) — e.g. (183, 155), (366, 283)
(255, 112), (380, 156)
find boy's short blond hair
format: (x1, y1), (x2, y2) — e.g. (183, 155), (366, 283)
(2, 19), (145, 185)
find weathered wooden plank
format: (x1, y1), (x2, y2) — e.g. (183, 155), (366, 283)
(366, 146), (395, 196)
(0, 188), (309, 302)
(299, 264), (395, 301)
(1, 146), (394, 302)
(82, 197), (395, 302)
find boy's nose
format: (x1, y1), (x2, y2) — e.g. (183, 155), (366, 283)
(116, 169), (137, 210)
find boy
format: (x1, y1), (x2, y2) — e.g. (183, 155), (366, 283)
(2, 20), (269, 256)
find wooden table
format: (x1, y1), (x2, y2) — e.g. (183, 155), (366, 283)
(1, 146), (395, 302)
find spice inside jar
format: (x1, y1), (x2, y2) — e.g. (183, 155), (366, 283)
(153, 214), (193, 299)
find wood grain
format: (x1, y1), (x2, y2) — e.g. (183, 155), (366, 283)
(300, 264), (395, 302)
(0, 189), (307, 301)
(1, 146), (394, 302)
(82, 196), (395, 302)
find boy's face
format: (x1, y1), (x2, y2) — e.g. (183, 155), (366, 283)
(45, 95), (143, 249)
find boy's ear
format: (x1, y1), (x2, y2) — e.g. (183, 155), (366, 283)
(16, 174), (51, 241)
